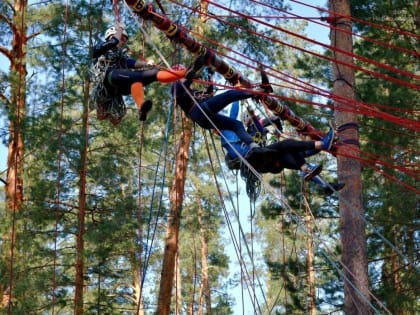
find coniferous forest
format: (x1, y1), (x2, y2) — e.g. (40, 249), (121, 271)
(0, 0), (418, 314)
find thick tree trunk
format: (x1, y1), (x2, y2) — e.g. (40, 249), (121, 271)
(1, 0), (28, 311)
(329, 1), (371, 314)
(175, 251), (182, 315)
(74, 80), (90, 315)
(157, 114), (193, 315)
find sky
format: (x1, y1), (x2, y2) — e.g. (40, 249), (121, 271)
(227, 1), (330, 313)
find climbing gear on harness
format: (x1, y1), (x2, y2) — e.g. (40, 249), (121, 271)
(240, 163), (261, 202)
(90, 55), (127, 124)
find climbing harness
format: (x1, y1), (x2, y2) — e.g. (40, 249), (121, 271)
(90, 49), (128, 124)
(240, 162), (261, 202)
(90, 56), (127, 124)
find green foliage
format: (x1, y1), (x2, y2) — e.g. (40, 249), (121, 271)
(1, 0), (417, 314)
(350, 1), (419, 314)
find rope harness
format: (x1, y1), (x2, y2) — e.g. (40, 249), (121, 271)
(90, 52), (127, 125)
(240, 161), (261, 202)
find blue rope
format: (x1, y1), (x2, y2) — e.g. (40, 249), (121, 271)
(140, 95), (174, 293)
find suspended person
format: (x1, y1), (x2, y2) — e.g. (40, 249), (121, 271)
(220, 101), (344, 195)
(171, 66), (273, 150)
(91, 23), (188, 125)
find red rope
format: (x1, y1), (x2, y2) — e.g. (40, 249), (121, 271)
(289, 0), (420, 39)
(113, 0), (121, 23)
(335, 145), (419, 194)
(164, 4), (420, 132)
(203, 0), (420, 86)
(251, 0), (419, 58)
(126, 0), (418, 193)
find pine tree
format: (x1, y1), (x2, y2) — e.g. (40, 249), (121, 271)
(351, 1), (419, 314)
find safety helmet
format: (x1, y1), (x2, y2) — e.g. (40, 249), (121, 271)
(105, 25), (128, 40)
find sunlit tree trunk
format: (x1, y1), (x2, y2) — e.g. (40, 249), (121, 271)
(74, 75), (90, 315)
(0, 0), (28, 311)
(157, 113), (193, 315)
(329, 1), (371, 314)
(176, 251), (182, 315)
(157, 0), (208, 312)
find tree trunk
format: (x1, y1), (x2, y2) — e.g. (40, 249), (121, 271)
(176, 251), (182, 315)
(305, 206), (316, 315)
(1, 0), (28, 311)
(198, 199), (211, 314)
(74, 78), (90, 315)
(134, 125), (145, 315)
(329, 1), (371, 314)
(157, 113), (193, 315)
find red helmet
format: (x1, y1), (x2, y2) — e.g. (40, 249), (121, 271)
(171, 64), (186, 71)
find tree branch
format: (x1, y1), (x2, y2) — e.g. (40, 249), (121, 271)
(0, 45), (12, 61)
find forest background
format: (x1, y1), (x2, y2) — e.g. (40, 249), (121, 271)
(0, 0), (418, 314)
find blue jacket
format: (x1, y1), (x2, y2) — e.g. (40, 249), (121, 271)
(220, 101), (250, 159)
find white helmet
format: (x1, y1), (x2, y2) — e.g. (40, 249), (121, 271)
(105, 25), (128, 40)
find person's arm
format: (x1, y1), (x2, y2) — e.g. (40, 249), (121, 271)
(246, 107), (265, 134)
(92, 37), (119, 59)
(171, 79), (193, 98)
(252, 115), (266, 134)
(261, 116), (283, 132)
(129, 59), (155, 69)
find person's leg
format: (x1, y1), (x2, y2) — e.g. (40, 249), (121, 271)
(108, 69), (160, 90)
(130, 82), (145, 109)
(270, 139), (316, 153)
(271, 152), (304, 170)
(156, 67), (187, 83)
(212, 114), (254, 144)
(189, 103), (255, 146)
(267, 142), (322, 179)
(204, 90), (253, 114)
(131, 82), (153, 121)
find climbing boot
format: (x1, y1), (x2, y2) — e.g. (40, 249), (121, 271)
(260, 67), (273, 93)
(324, 183), (345, 196)
(321, 124), (336, 150)
(139, 100), (153, 121)
(304, 164), (323, 181)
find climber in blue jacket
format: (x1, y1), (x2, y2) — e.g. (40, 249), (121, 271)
(220, 101), (344, 194)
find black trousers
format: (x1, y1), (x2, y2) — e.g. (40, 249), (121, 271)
(246, 139), (316, 173)
(106, 68), (159, 95)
